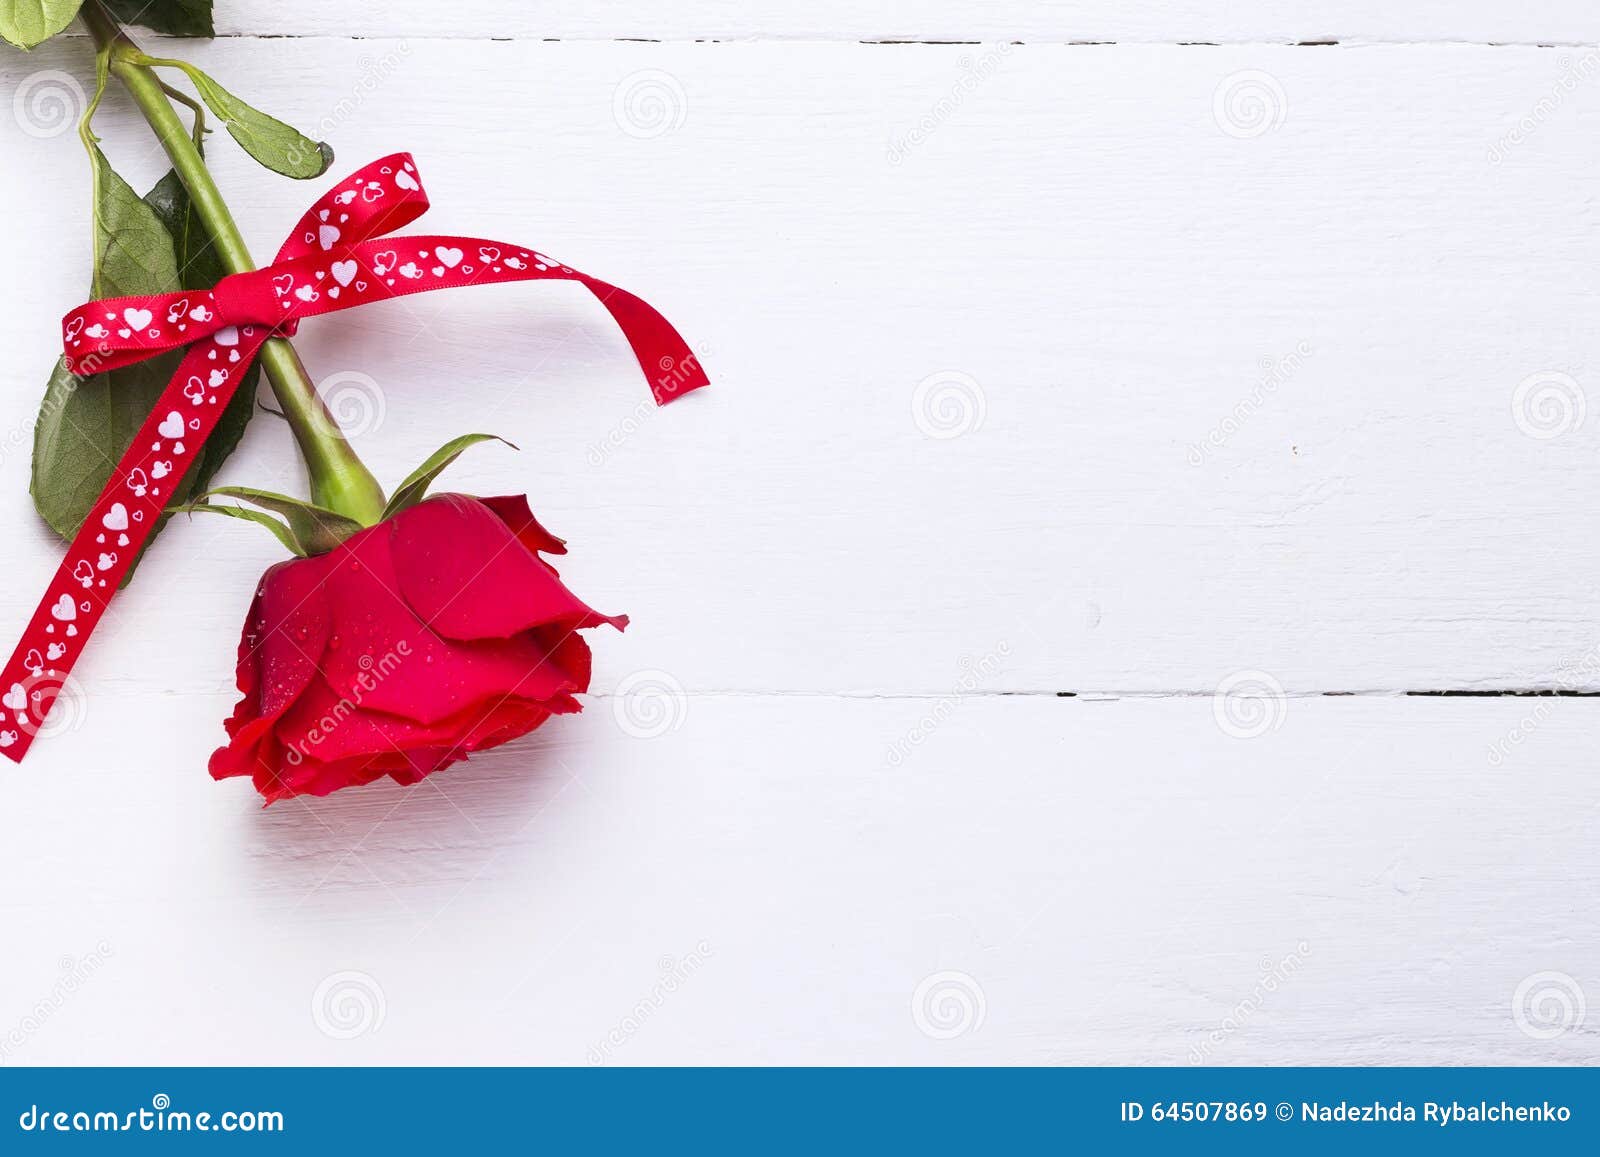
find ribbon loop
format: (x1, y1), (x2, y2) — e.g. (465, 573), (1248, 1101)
(3, 151), (706, 764)
(278, 152), (430, 262)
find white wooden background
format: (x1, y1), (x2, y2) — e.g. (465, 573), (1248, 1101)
(0, 3), (1597, 1065)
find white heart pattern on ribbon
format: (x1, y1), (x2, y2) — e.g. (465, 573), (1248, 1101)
(8, 149), (711, 766)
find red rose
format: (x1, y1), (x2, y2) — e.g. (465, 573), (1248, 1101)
(210, 493), (625, 803)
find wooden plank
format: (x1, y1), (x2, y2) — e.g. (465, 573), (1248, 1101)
(130, 3), (1600, 46)
(4, 39), (1600, 696)
(0, 695), (1593, 1064)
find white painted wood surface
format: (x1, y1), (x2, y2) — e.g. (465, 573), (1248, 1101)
(157, 3), (1600, 46)
(0, 16), (1597, 1065)
(2, 694), (1595, 1065)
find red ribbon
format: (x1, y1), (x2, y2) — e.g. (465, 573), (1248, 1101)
(0, 152), (706, 763)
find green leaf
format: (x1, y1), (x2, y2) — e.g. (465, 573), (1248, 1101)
(31, 354), (181, 539)
(88, 144), (180, 299)
(153, 59), (332, 179)
(29, 159), (259, 575)
(31, 145), (186, 540)
(103, 0), (212, 37)
(142, 167), (217, 287)
(383, 434), (515, 518)
(0, 0), (83, 49)
(143, 167), (260, 497)
(199, 486), (364, 554)
(168, 503), (305, 557)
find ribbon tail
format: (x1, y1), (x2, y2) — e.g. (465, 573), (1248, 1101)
(577, 276), (710, 405)
(0, 332), (268, 763)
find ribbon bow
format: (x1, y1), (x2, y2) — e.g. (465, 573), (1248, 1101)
(0, 153), (706, 764)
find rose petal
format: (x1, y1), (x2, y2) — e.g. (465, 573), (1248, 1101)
(264, 753), (389, 803)
(210, 556), (333, 782)
(260, 686), (570, 801)
(479, 493), (567, 557)
(220, 588), (265, 741)
(275, 670), (581, 765)
(253, 556), (334, 718)
(317, 524), (591, 723)
(389, 494), (625, 641)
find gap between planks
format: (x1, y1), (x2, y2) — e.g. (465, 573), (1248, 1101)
(580, 689), (1600, 700)
(50, 32), (1600, 48)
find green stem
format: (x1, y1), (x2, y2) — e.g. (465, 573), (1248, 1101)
(79, 4), (387, 525)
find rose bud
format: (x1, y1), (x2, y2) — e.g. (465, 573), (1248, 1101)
(209, 493), (625, 803)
